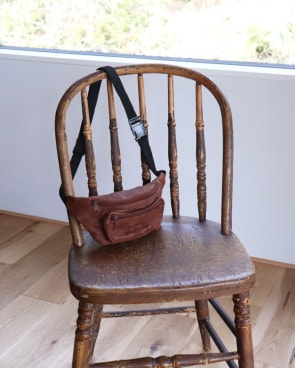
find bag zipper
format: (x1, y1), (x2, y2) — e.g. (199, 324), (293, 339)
(92, 201), (99, 212)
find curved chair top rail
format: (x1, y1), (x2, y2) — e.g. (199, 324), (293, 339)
(55, 64), (233, 245)
(56, 64), (232, 117)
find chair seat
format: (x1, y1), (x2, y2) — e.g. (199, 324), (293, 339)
(69, 216), (255, 304)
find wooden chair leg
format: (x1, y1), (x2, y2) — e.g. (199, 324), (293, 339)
(72, 301), (94, 368)
(233, 292), (254, 368)
(90, 304), (103, 357)
(195, 299), (211, 351)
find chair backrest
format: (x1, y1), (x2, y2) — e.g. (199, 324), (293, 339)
(55, 64), (233, 246)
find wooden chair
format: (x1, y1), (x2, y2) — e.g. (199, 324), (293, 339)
(55, 64), (255, 368)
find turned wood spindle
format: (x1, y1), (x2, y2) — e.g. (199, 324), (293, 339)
(167, 74), (179, 218)
(138, 73), (151, 184)
(81, 88), (98, 197)
(195, 83), (207, 222)
(106, 79), (123, 192)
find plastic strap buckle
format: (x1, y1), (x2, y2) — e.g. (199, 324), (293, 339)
(128, 116), (146, 141)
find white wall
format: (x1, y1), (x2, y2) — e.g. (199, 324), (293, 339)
(1, 49), (295, 265)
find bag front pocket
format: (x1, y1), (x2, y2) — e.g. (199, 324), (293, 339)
(102, 198), (164, 244)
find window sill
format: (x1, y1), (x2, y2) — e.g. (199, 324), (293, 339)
(1, 47), (295, 81)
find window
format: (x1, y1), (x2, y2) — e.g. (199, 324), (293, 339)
(1, 0), (295, 66)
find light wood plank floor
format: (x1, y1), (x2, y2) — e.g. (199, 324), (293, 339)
(0, 211), (294, 368)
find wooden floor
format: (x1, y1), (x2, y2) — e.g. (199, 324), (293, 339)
(0, 211), (294, 368)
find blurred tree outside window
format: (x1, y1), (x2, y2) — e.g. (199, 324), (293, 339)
(1, 0), (295, 66)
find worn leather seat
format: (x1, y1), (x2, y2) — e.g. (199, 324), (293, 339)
(69, 217), (254, 304)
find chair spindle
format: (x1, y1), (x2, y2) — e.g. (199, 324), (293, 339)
(167, 74), (180, 218)
(81, 88), (98, 197)
(106, 79), (123, 192)
(196, 83), (207, 222)
(138, 73), (151, 184)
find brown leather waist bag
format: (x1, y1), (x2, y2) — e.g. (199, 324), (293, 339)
(66, 172), (165, 246)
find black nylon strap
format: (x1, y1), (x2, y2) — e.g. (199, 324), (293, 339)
(99, 66), (136, 120)
(137, 135), (160, 176)
(98, 66), (162, 177)
(59, 66), (163, 203)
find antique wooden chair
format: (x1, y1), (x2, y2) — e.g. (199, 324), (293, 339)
(55, 64), (255, 368)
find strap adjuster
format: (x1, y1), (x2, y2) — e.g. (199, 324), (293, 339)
(129, 116), (146, 141)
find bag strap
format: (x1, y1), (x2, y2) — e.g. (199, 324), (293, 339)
(99, 66), (162, 177)
(59, 66), (163, 203)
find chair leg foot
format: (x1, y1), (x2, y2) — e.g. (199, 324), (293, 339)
(195, 299), (211, 351)
(72, 301), (94, 368)
(233, 292), (254, 368)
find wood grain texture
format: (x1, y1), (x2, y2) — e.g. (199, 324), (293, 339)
(0, 294), (76, 367)
(0, 212), (294, 367)
(0, 225), (71, 310)
(0, 220), (64, 264)
(253, 266), (295, 368)
(0, 213), (33, 243)
(23, 257), (70, 304)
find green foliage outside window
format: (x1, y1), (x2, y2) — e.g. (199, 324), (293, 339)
(1, 0), (295, 65)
